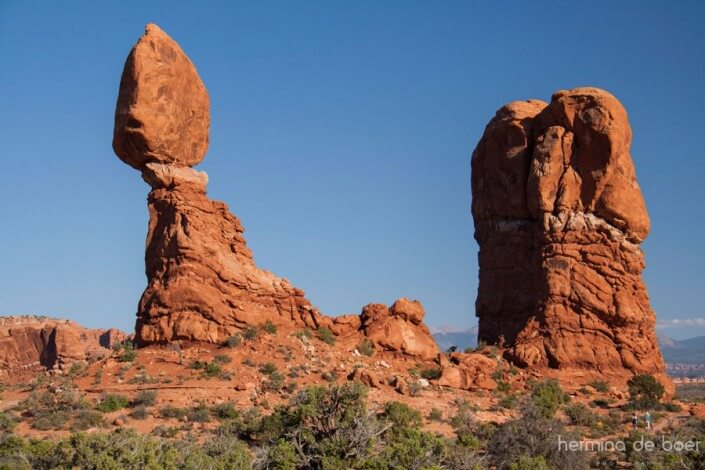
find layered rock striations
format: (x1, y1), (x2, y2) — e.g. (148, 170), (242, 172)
(471, 88), (667, 383)
(113, 24), (440, 358)
(0, 316), (126, 373)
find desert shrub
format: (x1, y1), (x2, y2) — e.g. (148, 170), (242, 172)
(243, 326), (259, 340)
(153, 425), (179, 438)
(259, 362), (278, 375)
(212, 402), (239, 420)
(33, 411), (70, 430)
(96, 394), (130, 413)
(420, 367), (442, 380)
(189, 360), (206, 370)
(0, 412), (17, 434)
(464, 346), (474, 353)
(357, 338), (375, 357)
(203, 361), (223, 378)
(128, 405), (149, 420)
(71, 409), (104, 431)
(242, 357), (257, 367)
(383, 401), (422, 429)
(160, 405), (187, 419)
(487, 401), (589, 470)
(591, 398), (611, 409)
(626, 374), (665, 410)
(407, 367), (420, 377)
(588, 379), (610, 393)
(263, 371), (285, 392)
(499, 394), (519, 409)
(188, 404), (211, 423)
(261, 320), (278, 335)
(492, 367), (505, 381)
(663, 401), (682, 412)
(214, 354), (232, 364)
(292, 328), (312, 339)
(529, 379), (569, 418)
(508, 455), (552, 470)
(564, 403), (597, 427)
(224, 333), (242, 348)
(116, 342), (137, 363)
(266, 439), (298, 470)
(316, 327), (336, 345)
(496, 380), (511, 394)
(132, 390), (157, 407)
(428, 408), (443, 422)
(0, 428), (252, 469)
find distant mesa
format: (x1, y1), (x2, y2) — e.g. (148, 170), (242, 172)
(471, 87), (671, 391)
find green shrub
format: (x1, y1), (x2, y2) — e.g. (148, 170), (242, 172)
(188, 404), (211, 423)
(428, 408), (443, 422)
(212, 402), (239, 420)
(116, 342), (137, 363)
(33, 410), (70, 430)
(588, 379), (610, 393)
(204, 361), (223, 378)
(129, 405), (149, 420)
(316, 327), (336, 345)
(529, 379), (569, 418)
(499, 394), (519, 409)
(357, 338), (375, 356)
(0, 412), (17, 433)
(160, 405), (187, 419)
(259, 362), (278, 375)
(627, 374), (665, 410)
(214, 354), (232, 364)
(263, 371), (285, 392)
(496, 380), (511, 394)
(292, 328), (312, 339)
(420, 367), (442, 380)
(224, 334), (243, 348)
(132, 390), (157, 407)
(189, 360), (206, 370)
(261, 321), (278, 335)
(564, 403), (596, 427)
(243, 326), (259, 340)
(96, 394), (130, 413)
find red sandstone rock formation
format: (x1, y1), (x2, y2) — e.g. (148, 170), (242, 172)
(0, 316), (126, 373)
(113, 25), (439, 358)
(471, 88), (668, 386)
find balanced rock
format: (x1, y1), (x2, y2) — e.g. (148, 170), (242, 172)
(471, 88), (668, 386)
(113, 25), (326, 344)
(113, 24), (210, 170)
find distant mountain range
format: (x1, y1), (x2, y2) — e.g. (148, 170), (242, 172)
(433, 328), (705, 367)
(659, 335), (705, 364)
(432, 326), (478, 351)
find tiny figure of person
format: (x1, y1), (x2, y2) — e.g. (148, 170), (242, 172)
(632, 412), (639, 429)
(645, 411), (653, 430)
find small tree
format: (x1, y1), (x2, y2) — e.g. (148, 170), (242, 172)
(627, 374), (664, 410)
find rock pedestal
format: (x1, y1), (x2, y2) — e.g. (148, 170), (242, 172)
(471, 88), (667, 384)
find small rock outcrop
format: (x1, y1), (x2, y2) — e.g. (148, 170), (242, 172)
(0, 316), (126, 373)
(471, 88), (668, 385)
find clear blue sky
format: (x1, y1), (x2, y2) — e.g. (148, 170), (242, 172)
(0, 1), (703, 339)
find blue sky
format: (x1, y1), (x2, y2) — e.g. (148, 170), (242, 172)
(0, 1), (703, 339)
